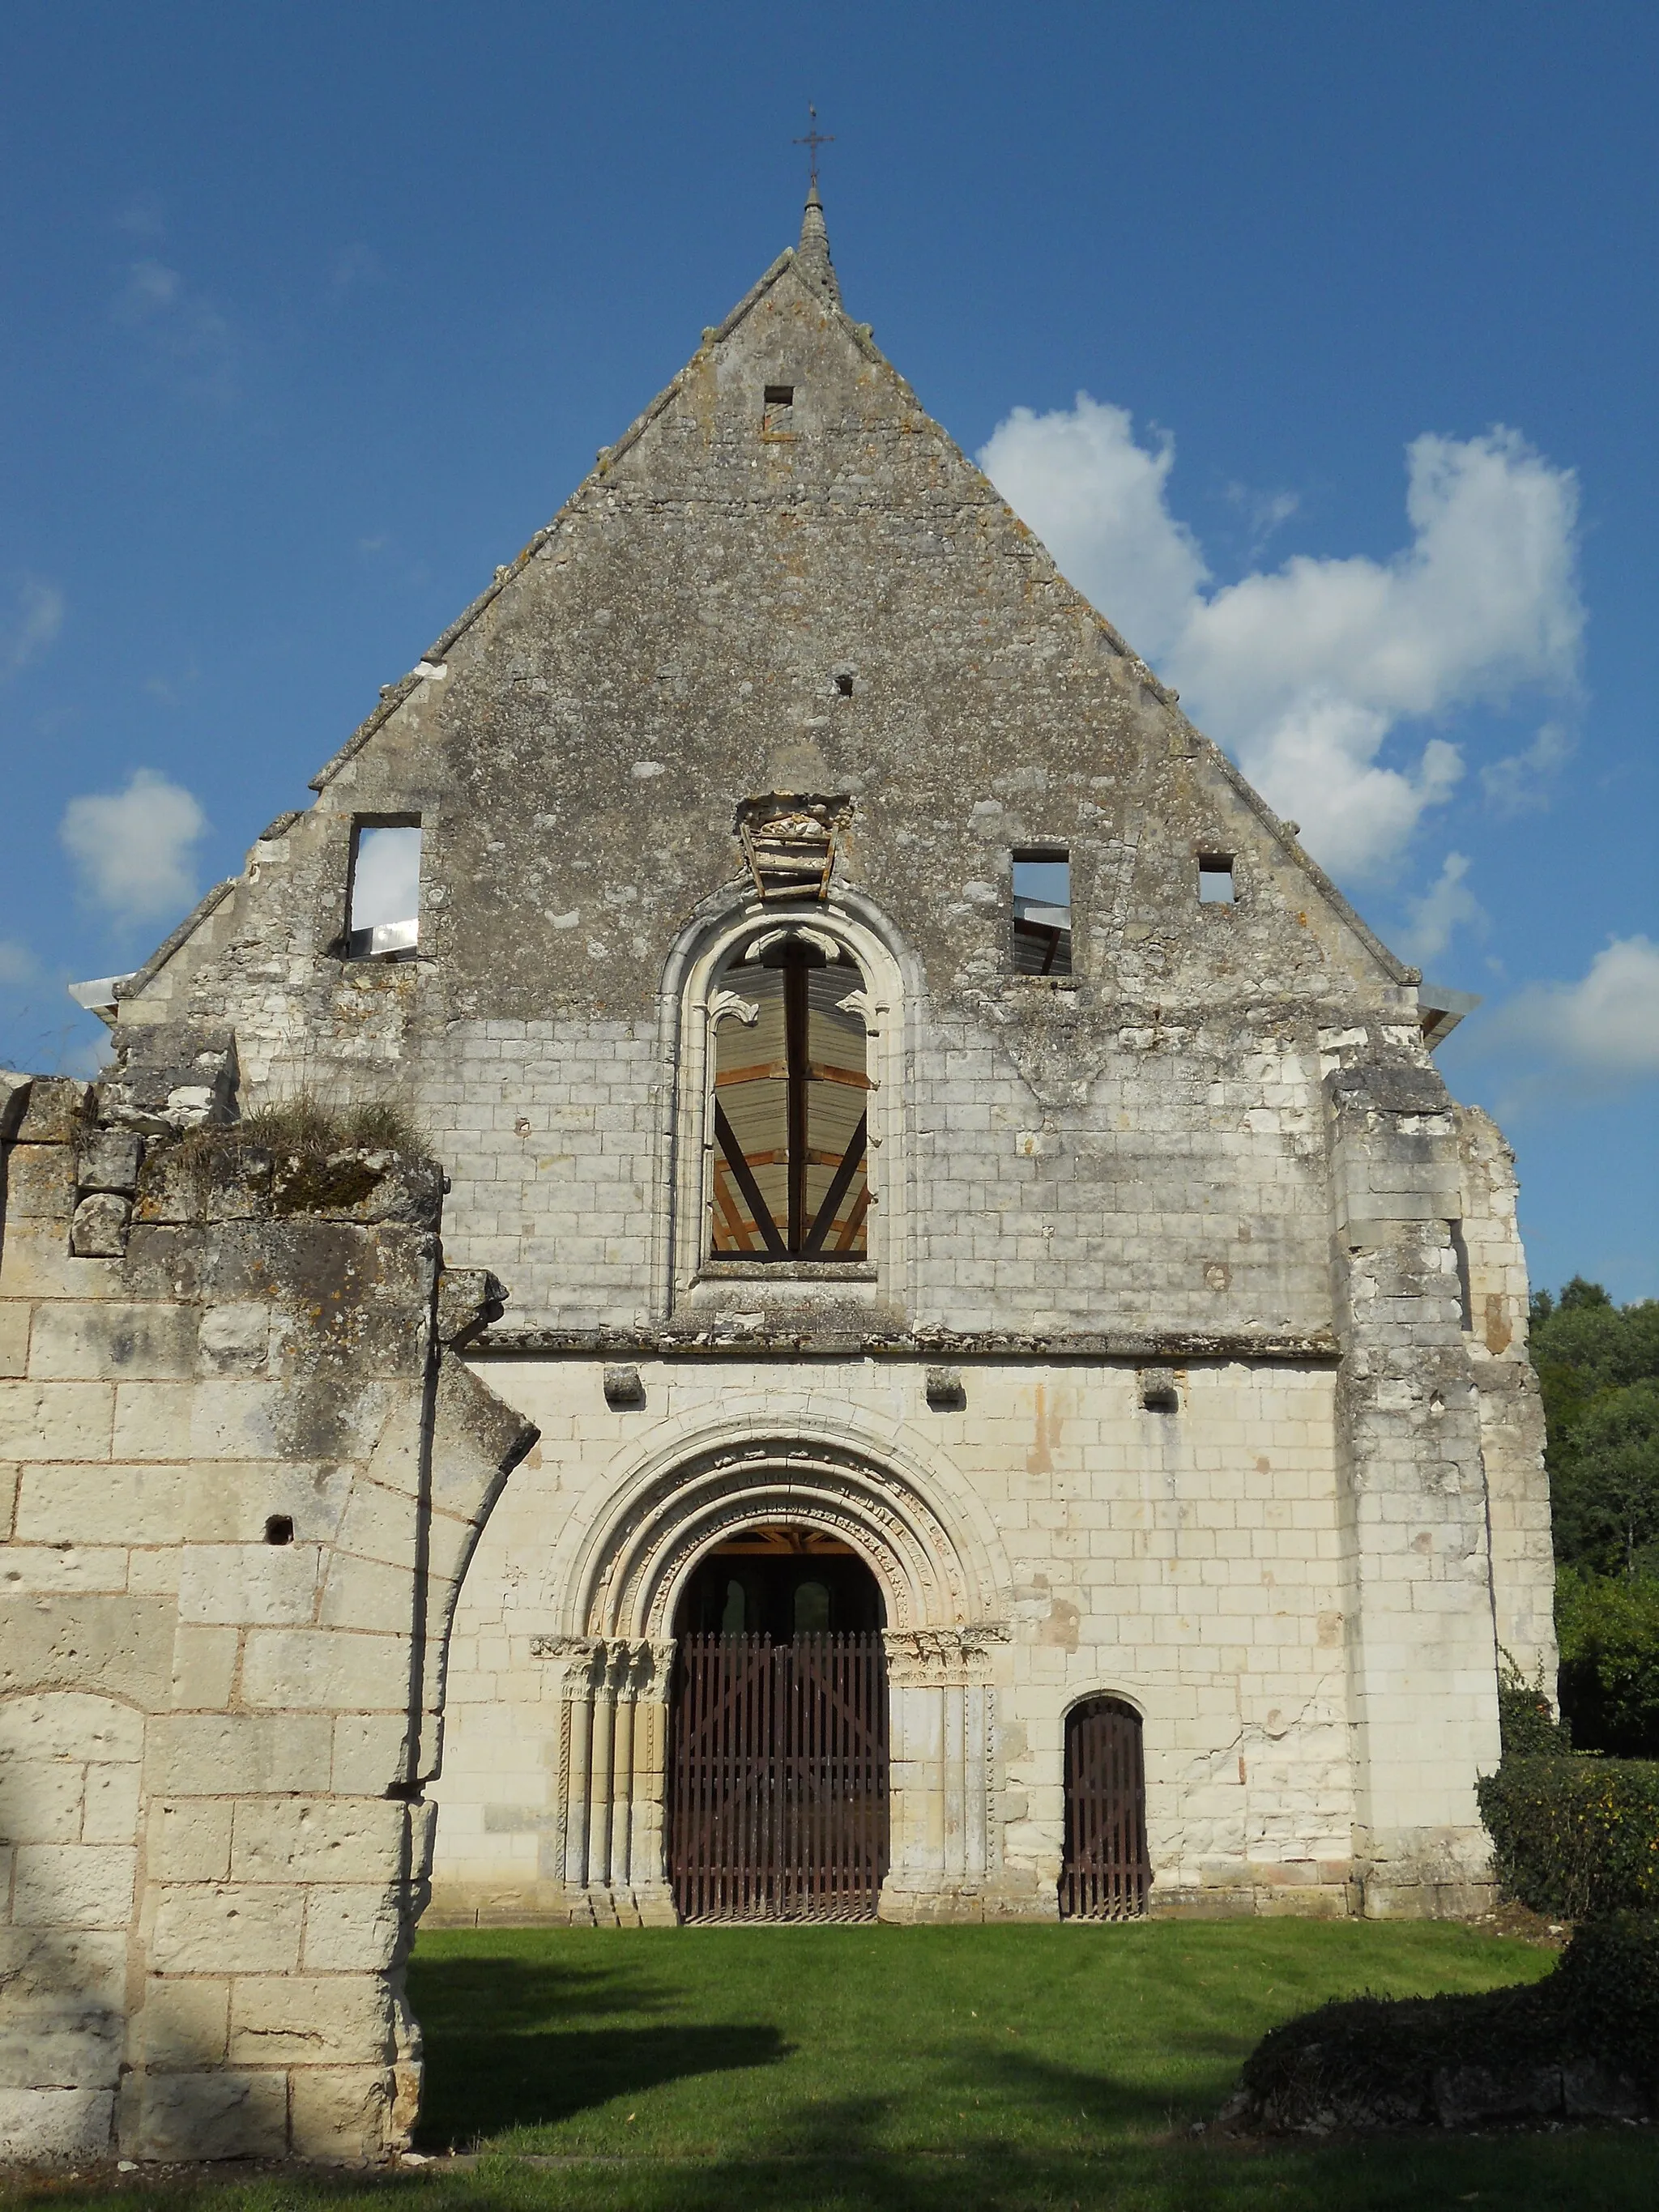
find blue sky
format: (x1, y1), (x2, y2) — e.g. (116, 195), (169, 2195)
(1, 2), (1654, 1298)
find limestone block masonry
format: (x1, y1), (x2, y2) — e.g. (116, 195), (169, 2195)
(3, 187), (1562, 2161)
(0, 1061), (535, 2164)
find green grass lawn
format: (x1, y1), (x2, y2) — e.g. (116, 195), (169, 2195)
(408, 1920), (1554, 2157)
(6, 1922), (1656, 2212)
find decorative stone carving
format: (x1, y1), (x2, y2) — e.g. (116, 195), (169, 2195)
(735, 793), (855, 901)
(708, 988), (761, 1030)
(884, 1624), (1012, 1686)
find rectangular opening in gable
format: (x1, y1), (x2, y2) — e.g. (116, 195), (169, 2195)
(346, 820), (422, 959)
(1198, 855), (1235, 904)
(1013, 851), (1072, 976)
(762, 384), (795, 434)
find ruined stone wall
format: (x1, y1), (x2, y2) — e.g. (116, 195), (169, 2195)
(1324, 1052), (1505, 1916)
(0, 1052), (534, 2164)
(1457, 1104), (1558, 1693)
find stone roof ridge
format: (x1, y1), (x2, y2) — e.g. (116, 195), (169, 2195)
(307, 230), (883, 799)
(1189, 730), (1418, 986)
(795, 181), (840, 305)
(112, 878), (237, 1004)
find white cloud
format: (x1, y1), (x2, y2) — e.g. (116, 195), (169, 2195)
(349, 825), (421, 929)
(1225, 482), (1301, 560)
(1481, 721), (1574, 814)
(114, 196), (165, 240)
(1401, 850), (1486, 967)
(2, 578), (66, 680)
(1483, 937), (1659, 1088)
(59, 769), (207, 927)
(978, 395), (1208, 659)
(978, 405), (1583, 879)
(0, 940), (40, 985)
(113, 259), (235, 403)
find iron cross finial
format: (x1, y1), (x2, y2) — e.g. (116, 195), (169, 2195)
(793, 104), (834, 187)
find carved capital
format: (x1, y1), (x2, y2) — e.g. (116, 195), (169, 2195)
(882, 1622), (1010, 1686)
(532, 1634), (677, 1702)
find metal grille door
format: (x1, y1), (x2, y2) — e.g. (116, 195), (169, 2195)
(669, 1632), (889, 1922)
(1060, 1697), (1150, 1920)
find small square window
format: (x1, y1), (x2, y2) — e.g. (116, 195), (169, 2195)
(763, 384), (795, 434)
(1013, 851), (1072, 976)
(1199, 855), (1235, 904)
(346, 820), (422, 959)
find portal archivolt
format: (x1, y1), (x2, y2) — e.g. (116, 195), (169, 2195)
(571, 1434), (1000, 1642)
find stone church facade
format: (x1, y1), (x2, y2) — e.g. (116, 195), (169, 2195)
(0, 192), (1555, 2157)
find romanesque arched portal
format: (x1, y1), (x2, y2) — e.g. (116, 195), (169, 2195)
(530, 1426), (1015, 1924)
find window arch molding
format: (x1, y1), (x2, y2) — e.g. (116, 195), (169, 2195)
(657, 890), (915, 1308)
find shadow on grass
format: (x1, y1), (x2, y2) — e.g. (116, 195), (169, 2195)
(6, 2136), (1658, 2212)
(412, 1952), (789, 2149)
(416, 2022), (790, 2151)
(408, 1951), (681, 2036)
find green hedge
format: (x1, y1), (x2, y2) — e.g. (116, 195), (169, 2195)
(1478, 1754), (1659, 1919)
(1235, 1911), (1659, 2131)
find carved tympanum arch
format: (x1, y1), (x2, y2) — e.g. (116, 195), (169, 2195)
(573, 1435), (996, 1644)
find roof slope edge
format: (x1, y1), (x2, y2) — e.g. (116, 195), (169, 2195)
(309, 245), (851, 795)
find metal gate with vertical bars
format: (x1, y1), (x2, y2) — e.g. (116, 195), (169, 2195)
(669, 1631), (889, 1922)
(1060, 1695), (1151, 1920)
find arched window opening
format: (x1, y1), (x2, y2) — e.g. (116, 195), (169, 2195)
(1060, 1697), (1150, 1920)
(710, 935), (871, 1259)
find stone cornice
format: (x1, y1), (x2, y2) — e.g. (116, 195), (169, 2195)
(474, 1326), (1341, 1365)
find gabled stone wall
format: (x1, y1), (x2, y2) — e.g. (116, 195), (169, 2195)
(0, 1036), (535, 2163)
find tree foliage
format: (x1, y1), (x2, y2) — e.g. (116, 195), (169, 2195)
(1531, 1279), (1659, 1752)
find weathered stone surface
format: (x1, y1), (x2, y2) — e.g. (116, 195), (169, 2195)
(134, 2070), (288, 2162)
(288, 2065), (399, 2162)
(99, 1022), (238, 1137)
(77, 1130), (144, 1196)
(0, 2087), (115, 2162)
(14, 1080), (92, 1147)
(6, 1147), (79, 1222)
(227, 1975), (395, 2065)
(70, 1195), (130, 1258)
(28, 1300), (197, 1380)
(0, 1107), (531, 2165)
(150, 1886), (306, 1973)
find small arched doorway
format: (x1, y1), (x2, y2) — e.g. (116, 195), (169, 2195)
(668, 1526), (889, 1921)
(1060, 1697), (1151, 1920)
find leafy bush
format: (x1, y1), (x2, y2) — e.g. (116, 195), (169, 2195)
(1477, 1753), (1659, 1919)
(1557, 1566), (1659, 1757)
(1235, 1911), (1659, 2131)
(1497, 1664), (1571, 1758)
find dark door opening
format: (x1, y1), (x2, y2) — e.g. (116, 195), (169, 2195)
(669, 1528), (889, 1922)
(1060, 1696), (1150, 1920)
